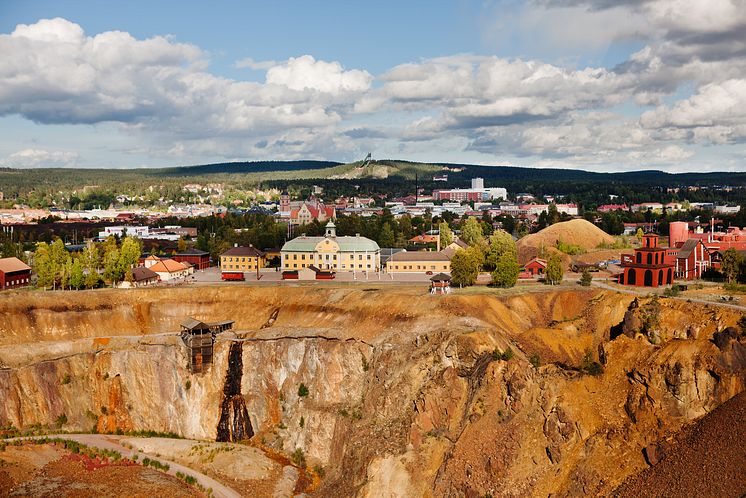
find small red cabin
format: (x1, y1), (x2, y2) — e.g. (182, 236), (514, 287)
(524, 257), (547, 276)
(221, 272), (245, 281)
(282, 270), (299, 280)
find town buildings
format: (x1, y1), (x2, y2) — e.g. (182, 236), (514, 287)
(130, 266), (159, 287)
(0, 257), (31, 290)
(142, 255), (193, 281)
(173, 249), (211, 270)
(97, 225), (195, 242)
(673, 239), (712, 279)
(433, 178), (508, 202)
(385, 251), (451, 273)
(220, 246), (266, 273)
(281, 221), (380, 272)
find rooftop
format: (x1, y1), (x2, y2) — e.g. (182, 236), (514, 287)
(282, 234), (380, 253)
(0, 257), (31, 274)
(388, 251), (451, 262)
(221, 246), (265, 257)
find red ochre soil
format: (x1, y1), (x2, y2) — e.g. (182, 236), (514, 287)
(613, 390), (746, 498)
(0, 443), (202, 498)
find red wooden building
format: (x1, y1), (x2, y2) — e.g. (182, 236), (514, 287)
(524, 257), (547, 276)
(619, 234), (674, 287)
(0, 257), (32, 290)
(173, 249), (211, 270)
(674, 239), (712, 279)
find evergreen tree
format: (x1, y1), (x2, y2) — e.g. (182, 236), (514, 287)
(545, 253), (564, 285)
(491, 251), (519, 287)
(378, 222), (395, 248)
(547, 203), (560, 225)
(580, 267), (592, 286)
(438, 222), (453, 247)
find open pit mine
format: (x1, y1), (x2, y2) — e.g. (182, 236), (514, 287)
(0, 285), (744, 497)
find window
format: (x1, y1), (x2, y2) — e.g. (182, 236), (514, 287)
(359, 255), (363, 260)
(367, 255), (371, 259)
(302, 254), (305, 260)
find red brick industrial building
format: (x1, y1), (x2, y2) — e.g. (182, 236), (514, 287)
(0, 257), (32, 290)
(173, 248), (211, 270)
(619, 234), (674, 287)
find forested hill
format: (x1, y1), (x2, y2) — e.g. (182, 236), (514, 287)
(423, 162), (746, 186)
(152, 160), (342, 176)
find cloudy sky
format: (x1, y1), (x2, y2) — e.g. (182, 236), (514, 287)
(1, 0), (745, 172)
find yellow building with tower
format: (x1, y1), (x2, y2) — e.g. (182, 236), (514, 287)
(281, 221), (381, 272)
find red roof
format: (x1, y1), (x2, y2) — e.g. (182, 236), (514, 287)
(525, 257), (547, 268)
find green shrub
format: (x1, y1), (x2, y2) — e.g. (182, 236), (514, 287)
(185, 380), (191, 391)
(291, 448), (306, 468)
(663, 285), (681, 297)
(299, 416), (305, 428)
(580, 350), (604, 376)
(100, 406), (108, 415)
(580, 268), (592, 287)
(313, 464), (326, 478)
(529, 354), (541, 368)
(556, 239), (584, 255)
(491, 347), (514, 361)
(361, 356), (369, 372)
(55, 414), (67, 428)
(298, 383), (309, 398)
(61, 374), (71, 385)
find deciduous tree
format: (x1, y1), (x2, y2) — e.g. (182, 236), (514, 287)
(460, 217), (484, 247)
(721, 248), (744, 283)
(485, 230), (516, 270)
(438, 222), (453, 247)
(545, 253), (564, 285)
(491, 251), (519, 287)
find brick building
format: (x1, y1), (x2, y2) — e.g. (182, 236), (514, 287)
(0, 257), (31, 290)
(619, 234), (674, 287)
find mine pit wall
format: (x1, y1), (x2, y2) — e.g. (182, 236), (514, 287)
(0, 286), (744, 496)
(0, 334), (370, 463)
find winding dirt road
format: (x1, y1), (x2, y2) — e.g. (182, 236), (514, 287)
(14, 434), (241, 498)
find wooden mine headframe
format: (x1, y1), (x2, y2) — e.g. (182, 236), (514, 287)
(180, 318), (234, 373)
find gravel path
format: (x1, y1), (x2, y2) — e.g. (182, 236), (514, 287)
(13, 434), (241, 498)
(591, 280), (746, 312)
(613, 391), (746, 498)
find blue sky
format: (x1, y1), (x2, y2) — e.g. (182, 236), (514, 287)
(0, 0), (745, 172)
